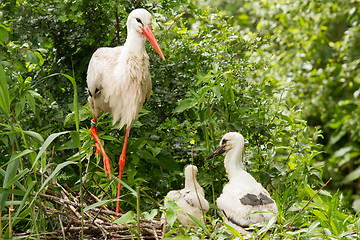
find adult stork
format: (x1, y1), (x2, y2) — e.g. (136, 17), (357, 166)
(87, 8), (165, 214)
(207, 132), (278, 234)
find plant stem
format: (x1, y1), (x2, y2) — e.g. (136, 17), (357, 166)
(9, 186), (13, 239)
(30, 204), (40, 239)
(136, 186), (141, 240)
(140, 188), (161, 208)
(0, 210), (2, 239)
(80, 158), (84, 240)
(9, 137), (14, 239)
(191, 146), (209, 234)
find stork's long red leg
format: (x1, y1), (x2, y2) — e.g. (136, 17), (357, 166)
(115, 127), (130, 214)
(90, 116), (112, 178)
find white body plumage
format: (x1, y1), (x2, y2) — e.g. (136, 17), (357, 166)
(207, 132), (278, 234)
(87, 9), (155, 130)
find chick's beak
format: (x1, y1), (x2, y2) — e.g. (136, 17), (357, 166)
(206, 145), (226, 160)
(142, 26), (165, 60)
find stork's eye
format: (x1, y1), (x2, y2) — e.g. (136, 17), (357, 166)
(136, 18), (142, 24)
(222, 139), (228, 145)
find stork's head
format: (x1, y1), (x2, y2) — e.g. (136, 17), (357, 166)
(127, 8), (165, 60)
(206, 132), (245, 160)
(184, 165), (198, 178)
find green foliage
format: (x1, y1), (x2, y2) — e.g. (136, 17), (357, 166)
(210, 0), (360, 211)
(0, 0), (359, 239)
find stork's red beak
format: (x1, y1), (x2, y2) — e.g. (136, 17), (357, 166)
(143, 26), (165, 60)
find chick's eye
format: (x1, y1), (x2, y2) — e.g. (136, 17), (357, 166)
(136, 18), (142, 24)
(222, 139), (228, 145)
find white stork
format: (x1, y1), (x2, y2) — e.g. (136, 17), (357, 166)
(86, 8), (165, 214)
(164, 165), (209, 226)
(207, 132), (278, 234)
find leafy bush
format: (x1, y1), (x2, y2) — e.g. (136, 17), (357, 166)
(215, 0), (360, 210)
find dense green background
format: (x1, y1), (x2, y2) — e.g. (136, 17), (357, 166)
(0, 0), (359, 238)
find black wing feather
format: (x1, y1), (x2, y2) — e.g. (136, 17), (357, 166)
(240, 193), (274, 206)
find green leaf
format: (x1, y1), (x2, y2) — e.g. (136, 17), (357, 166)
(0, 188), (25, 196)
(312, 209), (327, 220)
(156, 150), (179, 172)
(61, 73), (79, 132)
(333, 146), (352, 158)
(25, 50), (40, 64)
(173, 98), (196, 113)
(0, 149), (34, 168)
(257, 215), (277, 235)
(34, 51), (44, 66)
(0, 64), (10, 116)
(211, 85), (222, 99)
(64, 112), (75, 126)
(31, 131), (70, 170)
(30, 161), (77, 207)
(0, 25), (9, 44)
(164, 200), (180, 228)
(70, 131), (81, 148)
(187, 213), (210, 235)
(304, 184), (324, 207)
(28, 90), (42, 101)
(165, 208), (177, 228)
(329, 128), (347, 145)
(305, 221), (321, 235)
(195, 73), (213, 86)
(131, 154), (140, 165)
(13, 181), (37, 221)
(0, 151), (22, 210)
(223, 222), (242, 238)
(23, 130), (44, 143)
(44, 73), (79, 131)
(114, 211), (136, 224)
(25, 92), (37, 115)
(143, 209), (158, 220)
(137, 149), (157, 162)
(237, 14), (249, 25)
(3, 169), (30, 189)
(341, 167), (360, 184)
(103, 167), (137, 196)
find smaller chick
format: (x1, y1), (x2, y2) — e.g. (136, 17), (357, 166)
(164, 165), (209, 226)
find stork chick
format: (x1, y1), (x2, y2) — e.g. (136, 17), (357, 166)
(164, 165), (209, 226)
(207, 132), (278, 234)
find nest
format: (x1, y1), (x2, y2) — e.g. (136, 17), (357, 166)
(14, 182), (166, 240)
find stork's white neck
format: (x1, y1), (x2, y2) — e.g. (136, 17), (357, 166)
(184, 171), (205, 198)
(224, 147), (244, 180)
(185, 172), (196, 189)
(184, 171), (199, 191)
(123, 28), (147, 57)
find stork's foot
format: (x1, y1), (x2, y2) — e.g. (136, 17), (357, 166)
(94, 143), (100, 155)
(94, 143), (111, 176)
(103, 154), (111, 178)
(90, 123), (112, 179)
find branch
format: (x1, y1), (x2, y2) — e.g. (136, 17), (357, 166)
(38, 193), (122, 218)
(288, 177), (332, 227)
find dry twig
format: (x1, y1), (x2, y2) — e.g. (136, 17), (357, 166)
(288, 177), (332, 227)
